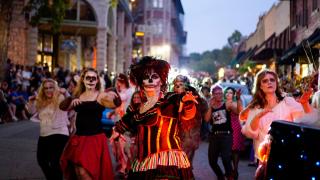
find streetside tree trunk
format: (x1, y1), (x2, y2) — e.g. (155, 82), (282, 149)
(0, 0), (13, 81)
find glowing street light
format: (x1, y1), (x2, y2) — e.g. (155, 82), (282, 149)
(218, 68), (225, 79)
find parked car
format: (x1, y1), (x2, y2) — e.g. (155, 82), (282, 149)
(216, 82), (253, 107)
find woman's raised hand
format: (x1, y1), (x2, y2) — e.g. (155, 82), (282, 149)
(299, 87), (313, 105)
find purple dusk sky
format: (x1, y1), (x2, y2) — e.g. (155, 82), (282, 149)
(183, 0), (279, 54)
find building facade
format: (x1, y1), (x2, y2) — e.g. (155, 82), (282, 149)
(6, 0), (134, 75)
(132, 0), (187, 67)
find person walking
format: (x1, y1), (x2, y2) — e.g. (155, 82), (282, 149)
(173, 75), (208, 166)
(26, 79), (70, 180)
(205, 85), (234, 180)
(224, 86), (244, 179)
(59, 68), (121, 180)
(241, 69), (313, 163)
(112, 56), (198, 179)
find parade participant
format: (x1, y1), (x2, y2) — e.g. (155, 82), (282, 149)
(111, 73), (133, 178)
(200, 86), (211, 141)
(113, 56), (198, 179)
(224, 87), (244, 179)
(241, 69), (313, 162)
(204, 85), (234, 180)
(173, 75), (208, 165)
(59, 68), (121, 180)
(26, 79), (70, 180)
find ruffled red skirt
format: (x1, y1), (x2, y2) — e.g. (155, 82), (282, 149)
(60, 133), (114, 180)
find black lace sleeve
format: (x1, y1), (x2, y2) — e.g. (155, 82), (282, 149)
(114, 105), (137, 134)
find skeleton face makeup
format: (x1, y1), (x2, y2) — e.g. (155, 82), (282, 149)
(173, 82), (185, 94)
(142, 70), (161, 92)
(84, 71), (98, 90)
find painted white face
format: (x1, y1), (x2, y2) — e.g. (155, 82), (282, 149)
(173, 82), (185, 94)
(142, 70), (161, 92)
(83, 71), (98, 90)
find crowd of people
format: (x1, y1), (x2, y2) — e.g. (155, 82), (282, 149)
(1, 56), (320, 180)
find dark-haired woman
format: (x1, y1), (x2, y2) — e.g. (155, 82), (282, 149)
(113, 56), (198, 179)
(224, 87), (244, 179)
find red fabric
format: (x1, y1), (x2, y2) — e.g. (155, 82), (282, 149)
(230, 112), (245, 151)
(60, 133), (114, 180)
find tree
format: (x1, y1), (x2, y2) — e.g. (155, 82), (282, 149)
(227, 30), (242, 47)
(23, 0), (67, 34)
(189, 52), (201, 61)
(0, 0), (13, 81)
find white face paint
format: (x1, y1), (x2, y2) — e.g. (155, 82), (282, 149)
(83, 71), (98, 90)
(142, 70), (162, 93)
(173, 82), (185, 94)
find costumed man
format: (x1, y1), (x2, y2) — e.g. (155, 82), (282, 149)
(172, 75), (208, 166)
(111, 56), (198, 179)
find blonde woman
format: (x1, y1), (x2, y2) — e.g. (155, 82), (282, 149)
(26, 78), (70, 180)
(59, 68), (121, 180)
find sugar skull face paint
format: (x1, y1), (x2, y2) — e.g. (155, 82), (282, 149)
(142, 69), (161, 92)
(84, 71), (98, 90)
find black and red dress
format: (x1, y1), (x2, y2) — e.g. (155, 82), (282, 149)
(115, 93), (195, 180)
(60, 101), (114, 180)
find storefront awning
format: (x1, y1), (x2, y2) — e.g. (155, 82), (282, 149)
(238, 46), (257, 64)
(252, 48), (282, 61)
(308, 28), (320, 48)
(279, 44), (300, 63)
(229, 51), (246, 66)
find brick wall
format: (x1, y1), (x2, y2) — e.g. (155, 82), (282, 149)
(7, 0), (28, 65)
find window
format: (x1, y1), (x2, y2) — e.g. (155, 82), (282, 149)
(153, 0), (158, 8)
(157, 22), (163, 34)
(153, 0), (163, 8)
(64, 0), (96, 21)
(37, 33), (53, 71)
(158, 0), (163, 8)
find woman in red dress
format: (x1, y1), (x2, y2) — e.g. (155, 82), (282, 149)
(60, 68), (121, 180)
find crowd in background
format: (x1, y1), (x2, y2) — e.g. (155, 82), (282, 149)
(1, 57), (320, 180)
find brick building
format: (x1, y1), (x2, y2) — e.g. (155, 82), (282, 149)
(4, 0), (134, 74)
(132, 0), (187, 67)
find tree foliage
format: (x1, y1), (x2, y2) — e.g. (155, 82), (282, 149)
(186, 47), (233, 75)
(23, 0), (67, 34)
(227, 30), (242, 47)
(185, 30), (243, 76)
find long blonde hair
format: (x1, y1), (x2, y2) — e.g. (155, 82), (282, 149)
(73, 68), (101, 98)
(35, 79), (62, 110)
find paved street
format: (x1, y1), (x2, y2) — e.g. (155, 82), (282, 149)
(0, 121), (255, 180)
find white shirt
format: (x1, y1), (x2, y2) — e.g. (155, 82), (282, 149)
(37, 102), (69, 137)
(242, 96), (305, 159)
